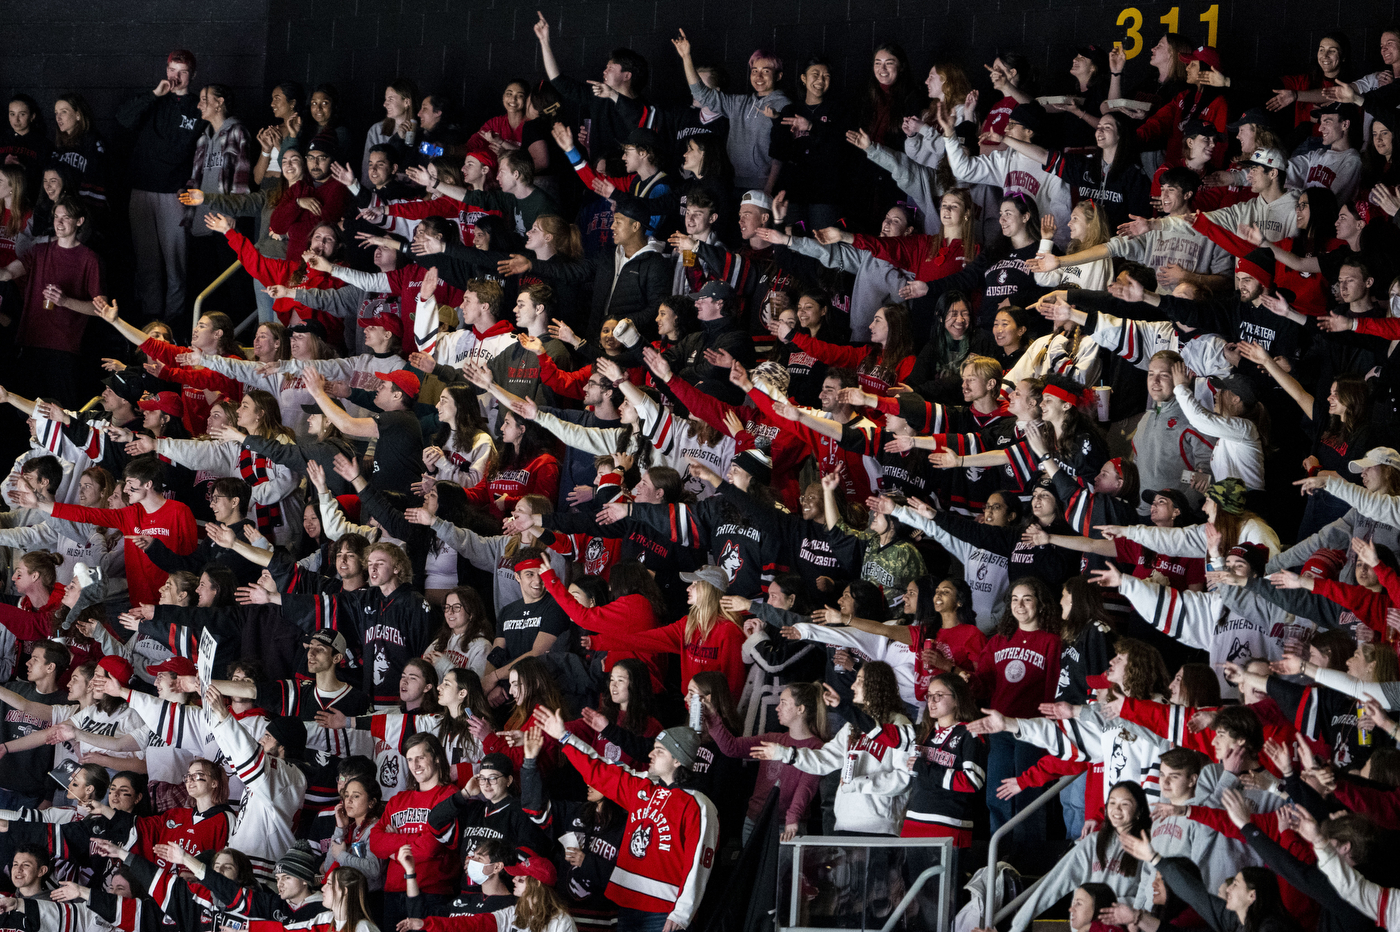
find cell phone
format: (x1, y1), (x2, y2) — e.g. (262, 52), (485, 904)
(419, 141), (444, 158)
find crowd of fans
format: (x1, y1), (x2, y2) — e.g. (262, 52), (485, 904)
(7, 16), (1400, 932)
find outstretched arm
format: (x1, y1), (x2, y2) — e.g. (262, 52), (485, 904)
(304, 368), (379, 440)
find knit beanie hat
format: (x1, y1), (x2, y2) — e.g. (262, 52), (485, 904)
(276, 840), (319, 884)
(656, 726), (701, 768)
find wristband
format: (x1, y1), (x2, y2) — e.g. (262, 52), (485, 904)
(261, 151), (271, 157)
(1111, 71), (1123, 76)
(403, 872), (416, 879)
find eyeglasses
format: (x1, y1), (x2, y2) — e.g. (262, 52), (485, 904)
(478, 774), (505, 784)
(444, 603), (465, 614)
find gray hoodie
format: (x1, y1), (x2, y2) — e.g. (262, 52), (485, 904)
(690, 83), (791, 189)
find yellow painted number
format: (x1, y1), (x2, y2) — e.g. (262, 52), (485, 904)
(1119, 6), (1217, 59)
(1117, 7), (1144, 59)
(1198, 4), (1218, 48)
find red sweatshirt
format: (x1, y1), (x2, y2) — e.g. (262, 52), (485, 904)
(851, 233), (973, 284)
(1192, 213), (1343, 316)
(369, 783), (461, 894)
(136, 805), (236, 873)
(1335, 777), (1400, 829)
(462, 453), (560, 519)
(384, 265), (464, 354)
(665, 374), (808, 508)
(1137, 89), (1229, 170)
(1016, 757), (1106, 824)
(746, 386), (879, 503)
(540, 568), (665, 693)
(559, 736), (716, 921)
(789, 333), (915, 396)
(590, 616), (746, 699)
(1120, 696), (1297, 777)
(140, 338), (245, 435)
(269, 178), (351, 260)
(968, 628), (1062, 718)
(52, 499), (196, 607)
(911, 622), (987, 701)
(223, 230), (345, 348)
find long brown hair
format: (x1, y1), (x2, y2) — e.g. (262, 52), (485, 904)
(691, 671), (741, 734)
(860, 303), (915, 385)
(200, 312), (241, 358)
(855, 660), (904, 725)
(54, 94), (94, 148)
(513, 875), (570, 932)
(536, 215), (583, 260)
(1210, 507), (1264, 551)
(254, 322), (292, 361)
(924, 188), (978, 264)
(243, 390), (297, 442)
(0, 165), (31, 236)
(430, 586), (492, 653)
(1059, 575), (1111, 645)
(503, 656), (570, 731)
(504, 494), (553, 559)
(1113, 637), (1170, 700)
(915, 673), (977, 742)
(326, 866), (375, 932)
(1325, 378), (1369, 442)
(379, 78), (420, 136)
(785, 682), (830, 741)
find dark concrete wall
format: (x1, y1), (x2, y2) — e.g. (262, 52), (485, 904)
(4, 0), (1398, 152)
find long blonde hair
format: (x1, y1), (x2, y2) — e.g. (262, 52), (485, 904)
(684, 580), (743, 642)
(513, 876), (569, 932)
(1067, 200), (1111, 253)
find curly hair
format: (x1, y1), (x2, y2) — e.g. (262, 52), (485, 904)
(995, 577), (1061, 638)
(1112, 637), (1169, 700)
(855, 660), (904, 725)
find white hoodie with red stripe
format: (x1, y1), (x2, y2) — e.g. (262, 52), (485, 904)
(212, 711), (307, 883)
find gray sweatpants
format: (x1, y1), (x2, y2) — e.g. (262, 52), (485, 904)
(130, 189), (188, 321)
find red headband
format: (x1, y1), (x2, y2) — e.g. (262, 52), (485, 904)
(1355, 200), (1373, 225)
(514, 558), (544, 573)
(1109, 456), (1123, 472)
(1042, 383), (1080, 405)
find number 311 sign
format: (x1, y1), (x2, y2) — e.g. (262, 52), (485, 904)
(1116, 4), (1220, 59)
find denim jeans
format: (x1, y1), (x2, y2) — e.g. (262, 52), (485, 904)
(985, 732), (1049, 865)
(616, 907), (669, 932)
(1059, 771), (1088, 839)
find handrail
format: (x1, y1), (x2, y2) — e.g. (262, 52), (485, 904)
(782, 835), (954, 932)
(192, 259), (244, 331)
(984, 772), (1080, 927)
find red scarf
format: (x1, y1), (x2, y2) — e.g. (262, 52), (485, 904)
(238, 447), (283, 535)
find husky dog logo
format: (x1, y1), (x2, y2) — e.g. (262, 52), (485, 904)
(373, 646), (390, 685)
(1225, 637), (1252, 665)
(379, 754), (400, 789)
(719, 541), (743, 581)
(629, 824), (653, 859)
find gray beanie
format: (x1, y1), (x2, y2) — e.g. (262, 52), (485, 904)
(276, 839), (320, 884)
(656, 726), (702, 769)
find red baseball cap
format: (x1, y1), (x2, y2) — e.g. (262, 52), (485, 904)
(139, 392), (185, 418)
(505, 849), (557, 886)
(147, 656), (198, 678)
(359, 314), (403, 338)
(374, 370), (420, 398)
(97, 655), (134, 687)
(1179, 45), (1221, 71)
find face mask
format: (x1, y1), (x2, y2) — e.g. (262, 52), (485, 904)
(466, 860), (491, 885)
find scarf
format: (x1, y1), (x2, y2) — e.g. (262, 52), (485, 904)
(239, 447), (283, 535)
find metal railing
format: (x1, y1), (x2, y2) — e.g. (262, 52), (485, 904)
(782, 834), (955, 932)
(983, 773), (1081, 927)
(192, 259), (260, 336)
